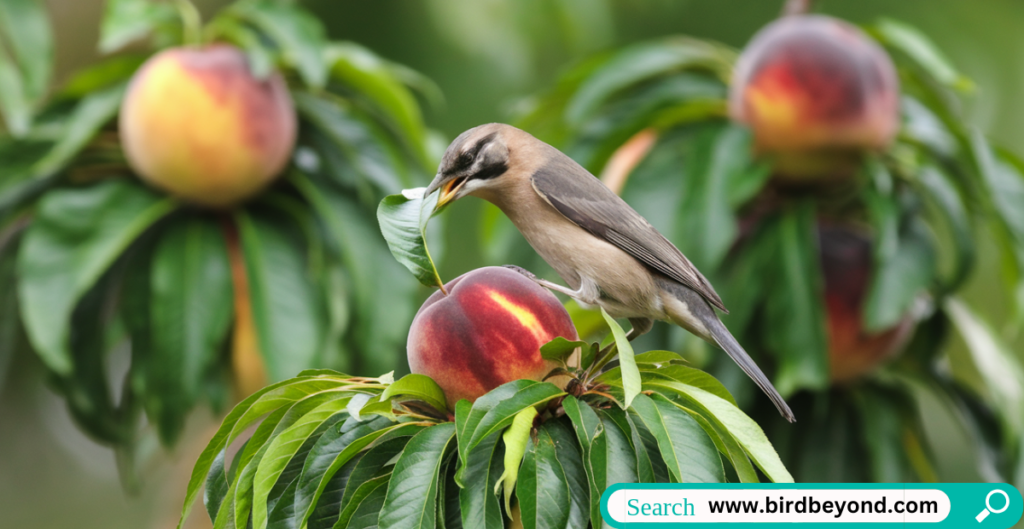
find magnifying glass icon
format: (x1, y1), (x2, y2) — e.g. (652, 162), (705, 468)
(976, 489), (1010, 522)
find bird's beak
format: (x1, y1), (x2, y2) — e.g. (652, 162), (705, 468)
(425, 174), (467, 212)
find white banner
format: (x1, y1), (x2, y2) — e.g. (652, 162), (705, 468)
(605, 488), (951, 524)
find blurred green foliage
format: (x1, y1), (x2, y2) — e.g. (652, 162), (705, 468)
(0, 0), (440, 465)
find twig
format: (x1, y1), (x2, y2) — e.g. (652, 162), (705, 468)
(781, 0), (812, 16)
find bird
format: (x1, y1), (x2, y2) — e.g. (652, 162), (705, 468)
(424, 123), (795, 422)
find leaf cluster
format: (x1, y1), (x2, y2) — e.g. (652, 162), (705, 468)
(185, 317), (792, 529)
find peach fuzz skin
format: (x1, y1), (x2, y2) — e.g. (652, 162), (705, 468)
(729, 16), (899, 177)
(407, 267), (580, 408)
(119, 45), (296, 208)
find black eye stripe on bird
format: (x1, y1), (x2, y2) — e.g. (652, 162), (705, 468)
(425, 122), (796, 423)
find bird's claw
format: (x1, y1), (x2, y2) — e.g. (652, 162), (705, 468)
(502, 264), (538, 280)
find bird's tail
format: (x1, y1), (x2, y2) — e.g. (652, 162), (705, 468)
(658, 278), (795, 422)
(703, 316), (796, 423)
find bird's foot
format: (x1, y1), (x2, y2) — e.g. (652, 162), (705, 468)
(501, 264), (538, 280)
(625, 317), (653, 341)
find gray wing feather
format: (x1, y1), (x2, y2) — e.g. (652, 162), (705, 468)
(530, 152), (728, 312)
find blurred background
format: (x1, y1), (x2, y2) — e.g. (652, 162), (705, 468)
(3, 0), (1024, 527)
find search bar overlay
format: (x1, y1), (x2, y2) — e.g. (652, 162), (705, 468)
(600, 483), (1022, 528)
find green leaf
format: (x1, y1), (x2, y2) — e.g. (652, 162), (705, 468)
(292, 174), (416, 375)
(873, 18), (973, 92)
(546, 420), (590, 528)
(688, 410), (759, 483)
(641, 365), (737, 407)
(337, 436), (410, 510)
(0, 0), (52, 116)
(945, 298), (1024, 437)
(629, 394), (724, 483)
(516, 426), (570, 529)
(540, 337), (587, 363)
(295, 416), (400, 528)
(381, 374), (449, 414)
(561, 396), (603, 525)
(251, 398), (351, 529)
(35, 83), (126, 176)
(305, 446), (361, 529)
(98, 0), (177, 53)
(852, 386), (918, 482)
(565, 37), (733, 127)
(633, 350), (685, 366)
(204, 449), (231, 522)
(917, 165), (973, 293)
(295, 92), (411, 192)
(599, 364), (738, 409)
(600, 308), (641, 408)
(343, 472), (391, 529)
(457, 381), (565, 472)
(645, 380), (793, 483)
(762, 206), (829, 396)
(266, 412), (348, 529)
(205, 16), (273, 79)
(146, 216), (233, 445)
(864, 219), (935, 332)
(237, 211), (327, 381)
(1, 84), (126, 216)
(224, 399), (306, 526)
(378, 423), (457, 529)
(971, 132), (1024, 257)
(562, 396), (600, 456)
(901, 96), (956, 157)
(495, 405), (537, 513)
(324, 42), (431, 169)
(459, 433), (505, 529)
(673, 125), (764, 271)
(59, 54), (147, 98)
(377, 188), (445, 290)
(0, 54), (30, 136)
(606, 406), (655, 484)
(178, 375), (358, 529)
(589, 409), (639, 525)
(230, 0), (328, 88)
(439, 456), (463, 529)
(17, 180), (174, 374)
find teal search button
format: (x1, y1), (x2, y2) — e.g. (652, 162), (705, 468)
(599, 483), (1022, 528)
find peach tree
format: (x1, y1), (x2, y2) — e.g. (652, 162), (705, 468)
(178, 188), (792, 529)
(0, 0), (438, 460)
(513, 8), (1024, 485)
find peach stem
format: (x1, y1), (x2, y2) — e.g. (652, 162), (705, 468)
(781, 0), (812, 16)
(173, 0), (203, 47)
(223, 217), (269, 399)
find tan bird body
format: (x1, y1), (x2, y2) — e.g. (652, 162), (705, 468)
(426, 123), (795, 422)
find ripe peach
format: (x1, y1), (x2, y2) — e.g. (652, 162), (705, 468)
(729, 15), (899, 179)
(119, 44), (296, 208)
(407, 267), (580, 407)
(819, 225), (914, 383)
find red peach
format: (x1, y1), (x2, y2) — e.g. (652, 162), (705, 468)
(407, 267), (580, 407)
(819, 224), (914, 383)
(119, 45), (296, 207)
(729, 15), (899, 179)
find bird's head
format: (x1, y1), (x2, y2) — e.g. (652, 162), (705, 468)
(425, 123), (513, 211)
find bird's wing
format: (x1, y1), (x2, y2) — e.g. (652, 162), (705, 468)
(530, 153), (728, 312)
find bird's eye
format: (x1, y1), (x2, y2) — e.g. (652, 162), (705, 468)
(457, 152), (473, 167)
